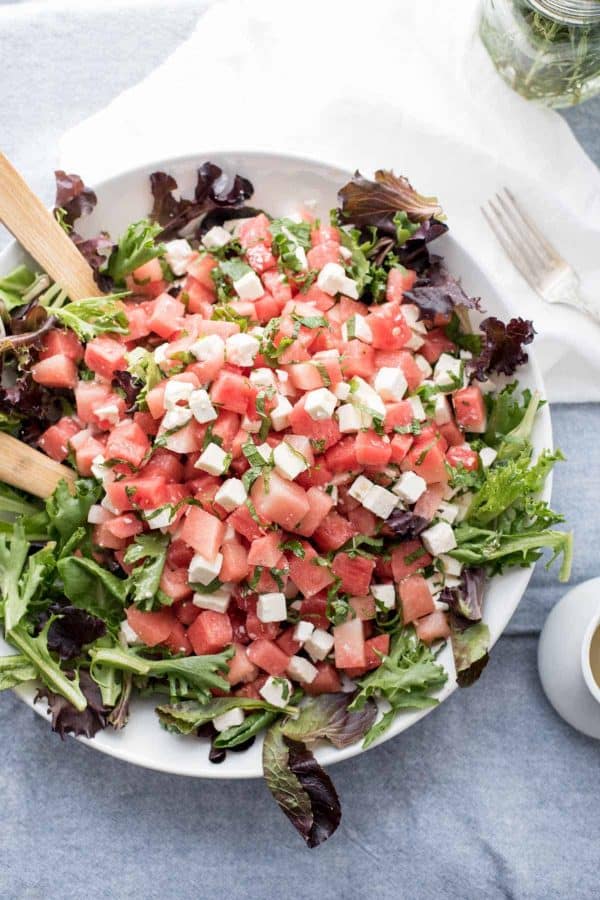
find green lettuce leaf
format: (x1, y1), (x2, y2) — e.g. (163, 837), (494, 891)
(0, 653), (38, 690)
(53, 295), (129, 341)
(156, 696), (297, 735)
(45, 478), (100, 548)
(124, 533), (170, 610)
(106, 219), (164, 283)
(58, 556), (128, 626)
(0, 264), (38, 310)
(8, 621), (87, 711)
(451, 622), (490, 688)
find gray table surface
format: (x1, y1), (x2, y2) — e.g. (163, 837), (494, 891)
(1, 3), (599, 898)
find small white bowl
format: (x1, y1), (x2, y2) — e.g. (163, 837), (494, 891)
(0, 151), (553, 778)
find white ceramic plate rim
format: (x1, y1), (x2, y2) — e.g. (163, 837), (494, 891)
(0, 151), (552, 778)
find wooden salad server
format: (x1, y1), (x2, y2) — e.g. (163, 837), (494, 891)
(0, 153), (98, 497)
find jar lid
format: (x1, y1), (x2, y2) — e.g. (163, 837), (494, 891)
(527, 0), (600, 25)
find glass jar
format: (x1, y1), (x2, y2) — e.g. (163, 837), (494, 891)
(480, 0), (600, 107)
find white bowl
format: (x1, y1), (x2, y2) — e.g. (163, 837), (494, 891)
(0, 152), (552, 778)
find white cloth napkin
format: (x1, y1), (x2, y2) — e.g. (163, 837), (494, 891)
(60, 0), (600, 403)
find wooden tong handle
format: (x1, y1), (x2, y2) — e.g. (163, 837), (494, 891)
(0, 153), (99, 301)
(0, 433), (75, 499)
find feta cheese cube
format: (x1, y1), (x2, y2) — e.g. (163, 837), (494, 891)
(275, 368), (289, 384)
(295, 246), (309, 271)
(255, 442), (273, 464)
(188, 552), (223, 586)
(340, 275), (359, 299)
(214, 478), (247, 512)
(421, 521), (457, 555)
(349, 376), (386, 420)
(337, 403), (363, 433)
(304, 387), (337, 421)
(201, 226), (232, 251)
(145, 506), (176, 529)
(225, 332), (260, 368)
(164, 239), (193, 276)
(374, 367), (407, 401)
(213, 707), (245, 732)
(348, 475), (374, 503)
(257, 592), (287, 623)
(95, 402), (121, 425)
(87, 504), (107, 525)
(339, 245), (353, 261)
(259, 676), (293, 708)
(162, 406), (193, 431)
(439, 554), (463, 577)
(408, 395), (427, 421)
(479, 446), (498, 468)
(414, 354), (433, 378)
(241, 414), (261, 434)
(189, 389), (218, 424)
(341, 314), (373, 344)
(273, 441), (308, 481)
(213, 706), (244, 731)
(437, 501), (459, 524)
(192, 588), (231, 614)
(316, 262), (347, 296)
(433, 393), (452, 425)
(443, 575), (462, 589)
(194, 442), (230, 476)
(101, 494), (119, 514)
(434, 597), (450, 612)
(404, 331), (425, 351)
(293, 621), (315, 643)
(91, 454), (108, 482)
(270, 394), (293, 431)
(120, 620), (140, 645)
(233, 269), (264, 301)
(153, 343), (169, 365)
(250, 368), (277, 389)
(426, 575), (443, 599)
(304, 628), (335, 662)
(371, 583), (396, 610)
(164, 379), (195, 409)
(362, 484), (397, 520)
(189, 334), (225, 362)
(393, 471), (427, 504)
(433, 353), (464, 389)
(286, 655), (319, 684)
(334, 381), (351, 401)
(401, 303), (427, 334)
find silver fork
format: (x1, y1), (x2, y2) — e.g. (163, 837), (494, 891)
(482, 188), (599, 323)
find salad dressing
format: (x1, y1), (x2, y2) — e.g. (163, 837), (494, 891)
(589, 625), (600, 689)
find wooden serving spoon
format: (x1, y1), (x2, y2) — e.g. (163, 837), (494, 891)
(0, 153), (98, 498)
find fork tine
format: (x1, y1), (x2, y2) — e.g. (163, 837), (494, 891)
(503, 188), (560, 263)
(495, 191), (550, 270)
(482, 201), (542, 292)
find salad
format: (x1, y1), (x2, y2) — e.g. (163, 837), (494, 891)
(0, 163), (571, 847)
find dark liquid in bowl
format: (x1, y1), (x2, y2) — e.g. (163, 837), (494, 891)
(590, 626), (600, 689)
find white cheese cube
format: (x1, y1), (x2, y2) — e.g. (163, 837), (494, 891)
(434, 598), (450, 612)
(293, 621), (315, 643)
(421, 521), (457, 555)
(348, 475), (374, 503)
(120, 620), (140, 645)
(194, 442), (230, 476)
(295, 246), (309, 271)
(145, 506), (176, 529)
(340, 275), (359, 299)
(444, 575), (463, 589)
(189, 389), (218, 424)
(316, 262), (347, 296)
(275, 368), (289, 383)
(188, 552), (223, 586)
(250, 367), (277, 389)
(362, 484), (397, 520)
(214, 478), (247, 512)
(241, 414), (261, 434)
(341, 314), (373, 344)
(401, 303), (427, 334)
(371, 583), (396, 610)
(225, 333), (260, 368)
(304, 628), (335, 662)
(153, 343), (169, 365)
(408, 395), (427, 421)
(91, 454), (109, 482)
(257, 592), (287, 623)
(439, 554), (463, 577)
(273, 442), (307, 481)
(433, 353), (464, 389)
(213, 707), (245, 732)
(334, 381), (351, 401)
(437, 501), (459, 524)
(287, 655), (319, 684)
(164, 379), (195, 409)
(414, 354), (433, 378)
(162, 406), (193, 431)
(164, 239), (194, 275)
(426, 575), (443, 599)
(460, 350), (473, 360)
(270, 394), (293, 431)
(201, 226), (232, 251)
(233, 269), (264, 301)
(349, 376), (386, 419)
(101, 494), (119, 515)
(304, 387), (338, 421)
(337, 403), (363, 433)
(393, 471), (427, 504)
(374, 367), (407, 401)
(433, 393), (452, 425)
(479, 446), (498, 468)
(255, 442), (273, 464)
(192, 588), (231, 614)
(259, 676), (293, 708)
(95, 402), (121, 425)
(189, 334), (225, 362)
(87, 504), (107, 525)
(404, 331), (425, 351)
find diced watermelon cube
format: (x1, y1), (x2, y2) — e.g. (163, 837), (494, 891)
(147, 293), (186, 339)
(251, 473), (310, 531)
(303, 662), (342, 695)
(355, 430), (392, 467)
(391, 540), (432, 581)
(188, 609), (233, 655)
(219, 540), (250, 583)
(246, 638), (290, 676)
(415, 610), (451, 644)
(40, 329), (84, 362)
(287, 543), (335, 598)
(227, 643), (259, 685)
(293, 487), (334, 538)
(126, 606), (177, 647)
(331, 552), (375, 596)
(399, 574), (435, 623)
(84, 337), (127, 380)
(333, 618), (366, 668)
(452, 385), (487, 434)
(179, 506), (226, 559)
(105, 420), (150, 467)
(312, 511), (357, 552)
(31, 354), (78, 389)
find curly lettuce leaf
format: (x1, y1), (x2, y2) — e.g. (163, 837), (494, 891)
(54, 171), (97, 227)
(46, 478), (101, 548)
(8, 621), (87, 711)
(57, 556), (128, 626)
(469, 316), (535, 380)
(156, 696), (297, 735)
(338, 169), (443, 232)
(106, 219), (164, 284)
(124, 533), (170, 611)
(451, 523), (573, 582)
(52, 295), (129, 341)
(0, 265), (38, 311)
